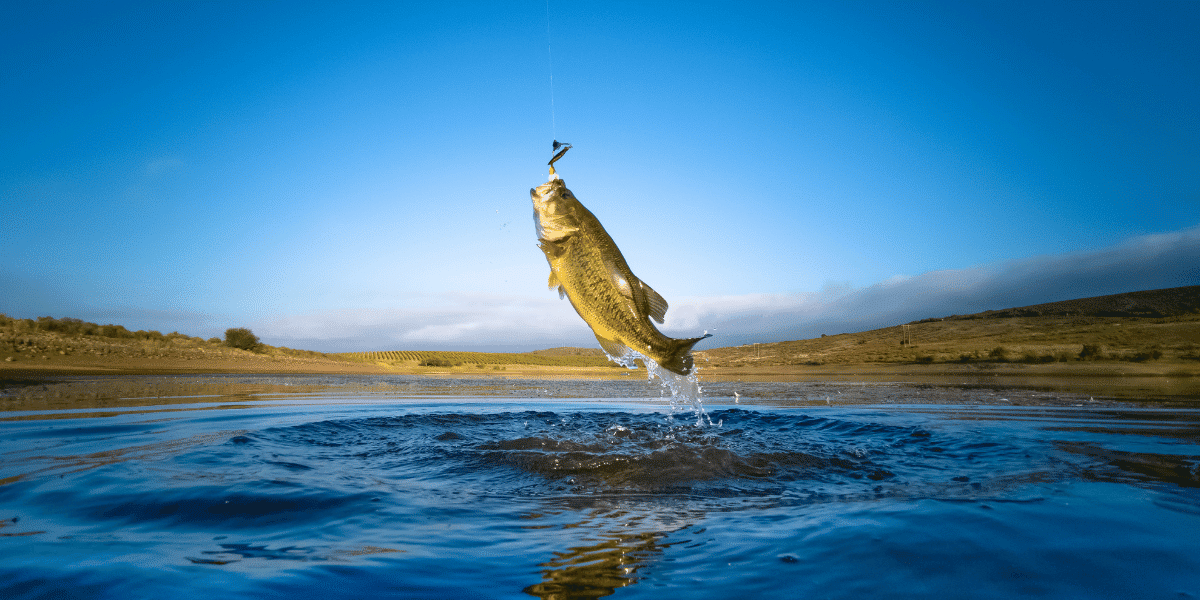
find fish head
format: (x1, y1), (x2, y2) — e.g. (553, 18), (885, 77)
(530, 177), (581, 242)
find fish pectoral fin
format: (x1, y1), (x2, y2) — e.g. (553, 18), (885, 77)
(594, 335), (631, 361)
(638, 281), (669, 324)
(546, 272), (568, 299)
(538, 238), (567, 260)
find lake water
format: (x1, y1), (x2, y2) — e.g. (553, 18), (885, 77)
(2, 374), (1198, 599)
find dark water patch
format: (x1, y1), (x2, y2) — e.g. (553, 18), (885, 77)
(225, 408), (1034, 502)
(35, 486), (378, 530)
(10, 421), (161, 439)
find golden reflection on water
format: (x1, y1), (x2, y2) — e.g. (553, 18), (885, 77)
(520, 505), (700, 600)
(523, 530), (667, 599)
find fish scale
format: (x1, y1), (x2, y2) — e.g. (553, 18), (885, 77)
(556, 234), (655, 354)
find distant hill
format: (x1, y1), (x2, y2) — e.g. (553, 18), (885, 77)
(0, 314), (379, 376)
(697, 285), (1200, 367)
(925, 285), (1200, 322)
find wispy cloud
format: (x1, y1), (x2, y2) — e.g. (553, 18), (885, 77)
(664, 225), (1200, 346)
(258, 294), (596, 353)
(257, 226), (1200, 352)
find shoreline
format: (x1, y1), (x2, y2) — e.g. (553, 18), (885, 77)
(3, 357), (1198, 401)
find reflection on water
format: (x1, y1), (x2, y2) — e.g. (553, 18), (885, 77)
(1058, 441), (1200, 488)
(1, 376), (1199, 599)
(523, 528), (665, 599)
(4, 430), (246, 486)
(519, 501), (706, 599)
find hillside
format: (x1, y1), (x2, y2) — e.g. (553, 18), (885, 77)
(694, 285), (1200, 368)
(4, 286), (1199, 382)
(940, 285), (1200, 320)
(0, 315), (381, 376)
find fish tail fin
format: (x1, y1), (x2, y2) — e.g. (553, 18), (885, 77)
(661, 334), (713, 376)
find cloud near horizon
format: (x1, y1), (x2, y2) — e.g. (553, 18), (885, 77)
(259, 226), (1200, 353)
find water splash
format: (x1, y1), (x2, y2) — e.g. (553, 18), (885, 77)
(601, 344), (713, 426)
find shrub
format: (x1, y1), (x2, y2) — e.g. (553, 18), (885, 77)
(101, 324), (132, 338)
(988, 346), (1010, 362)
(224, 328), (260, 351)
(36, 316), (88, 335)
(137, 329), (165, 341)
(1019, 351), (1056, 364)
(1129, 349), (1163, 362)
(1079, 344), (1105, 361)
(419, 357), (453, 367)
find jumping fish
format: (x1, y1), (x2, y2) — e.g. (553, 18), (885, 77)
(530, 143), (710, 375)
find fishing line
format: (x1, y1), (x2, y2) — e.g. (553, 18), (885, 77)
(544, 0), (556, 140)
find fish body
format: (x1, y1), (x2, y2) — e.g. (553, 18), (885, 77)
(530, 176), (709, 375)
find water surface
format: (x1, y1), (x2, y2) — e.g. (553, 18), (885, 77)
(2, 375), (1198, 599)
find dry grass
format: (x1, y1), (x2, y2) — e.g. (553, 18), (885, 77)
(0, 316), (381, 377)
(694, 314), (1200, 367)
(5, 286), (1198, 389)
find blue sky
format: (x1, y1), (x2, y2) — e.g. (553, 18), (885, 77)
(3, 1), (1198, 352)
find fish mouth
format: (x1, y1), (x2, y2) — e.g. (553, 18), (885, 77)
(531, 178), (564, 199)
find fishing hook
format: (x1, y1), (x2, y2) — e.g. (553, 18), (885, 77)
(548, 140), (571, 175)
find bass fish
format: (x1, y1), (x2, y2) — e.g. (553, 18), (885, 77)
(530, 144), (710, 375)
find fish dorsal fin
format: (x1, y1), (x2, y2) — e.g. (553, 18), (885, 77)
(609, 264), (668, 324)
(638, 280), (669, 324)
